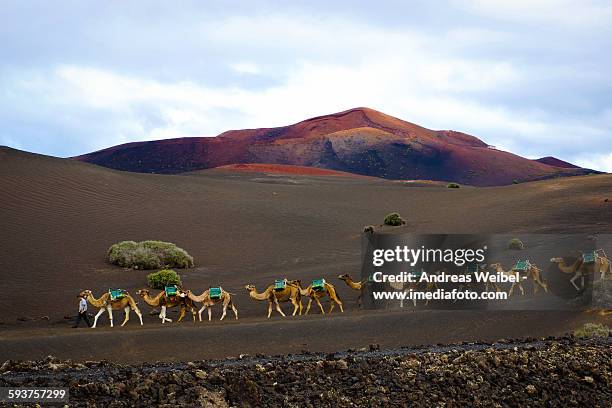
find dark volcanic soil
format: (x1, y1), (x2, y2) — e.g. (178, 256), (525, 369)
(1, 336), (610, 407)
(1, 146), (611, 366)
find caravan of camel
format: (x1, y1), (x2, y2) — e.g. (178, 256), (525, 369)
(79, 249), (611, 328)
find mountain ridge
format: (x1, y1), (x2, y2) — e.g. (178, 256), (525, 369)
(73, 107), (594, 186)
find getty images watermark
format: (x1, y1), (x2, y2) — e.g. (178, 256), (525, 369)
(360, 233), (611, 310)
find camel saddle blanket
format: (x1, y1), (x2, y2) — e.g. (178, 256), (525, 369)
(109, 289), (127, 300)
(164, 286), (179, 297)
(312, 279), (326, 292)
(582, 251), (597, 264)
(209, 287), (222, 299)
(274, 279), (287, 291)
(513, 260), (530, 272)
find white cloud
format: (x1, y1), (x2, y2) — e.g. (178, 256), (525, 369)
(575, 153), (612, 172)
(0, 3), (610, 169)
(458, 0), (612, 26)
(229, 62), (261, 75)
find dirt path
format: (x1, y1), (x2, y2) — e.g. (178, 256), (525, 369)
(1, 309), (608, 363)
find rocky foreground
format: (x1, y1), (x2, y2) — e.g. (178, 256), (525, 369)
(1, 336), (610, 407)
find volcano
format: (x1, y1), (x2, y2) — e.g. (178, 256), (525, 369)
(74, 107), (593, 186)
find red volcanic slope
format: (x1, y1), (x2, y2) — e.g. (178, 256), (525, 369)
(214, 163), (371, 178)
(535, 156), (580, 168)
(74, 107), (592, 186)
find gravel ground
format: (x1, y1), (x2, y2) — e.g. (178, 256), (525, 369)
(1, 336), (610, 407)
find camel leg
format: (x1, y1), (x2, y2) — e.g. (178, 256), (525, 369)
(191, 306), (197, 322)
(92, 308), (105, 328)
(336, 296), (344, 313)
(305, 299), (312, 315)
(517, 282), (525, 296)
(298, 298), (303, 315)
(273, 298), (286, 317)
(316, 298), (325, 315)
(208, 307), (212, 322)
(570, 273), (581, 291)
(198, 306), (206, 322)
(267, 301), (273, 318)
(177, 306), (187, 322)
(508, 283), (515, 297)
(121, 306), (130, 326)
(291, 298), (299, 316)
(135, 308), (144, 325)
(220, 304), (227, 321)
(329, 300), (335, 314)
(231, 304), (238, 319)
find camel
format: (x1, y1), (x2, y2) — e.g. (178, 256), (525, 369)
(137, 289), (196, 323)
(392, 270), (440, 308)
(180, 288), (238, 321)
(290, 279), (343, 315)
(581, 251), (611, 282)
(550, 257), (585, 291)
(490, 262), (548, 296)
(244, 281), (303, 318)
(552, 251), (612, 291)
(337, 274), (365, 307)
(398, 280), (439, 308)
(79, 290), (143, 328)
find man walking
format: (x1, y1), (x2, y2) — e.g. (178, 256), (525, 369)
(73, 293), (91, 328)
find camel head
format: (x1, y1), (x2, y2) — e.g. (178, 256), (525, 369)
(550, 257), (563, 263)
(244, 284), (255, 292)
(79, 289), (92, 298)
(488, 263), (501, 270)
(178, 289), (191, 298)
(136, 289), (150, 297)
(338, 274), (351, 281)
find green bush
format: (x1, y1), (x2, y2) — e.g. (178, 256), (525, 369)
(384, 212), (405, 226)
(573, 323), (609, 339)
(107, 240), (194, 269)
(447, 183), (460, 188)
(147, 269), (182, 289)
(508, 238), (525, 250)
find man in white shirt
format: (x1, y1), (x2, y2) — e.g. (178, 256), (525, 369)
(72, 294), (91, 328)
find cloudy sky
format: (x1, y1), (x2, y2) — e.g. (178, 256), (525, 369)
(1, 1), (611, 171)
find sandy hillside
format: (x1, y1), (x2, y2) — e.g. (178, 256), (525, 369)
(0, 146), (610, 362)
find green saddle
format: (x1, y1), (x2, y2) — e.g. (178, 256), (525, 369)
(582, 251), (597, 264)
(274, 279), (287, 291)
(109, 289), (127, 300)
(312, 279), (326, 292)
(209, 287), (222, 299)
(164, 285), (178, 297)
(513, 260), (530, 272)
(411, 269), (424, 279)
